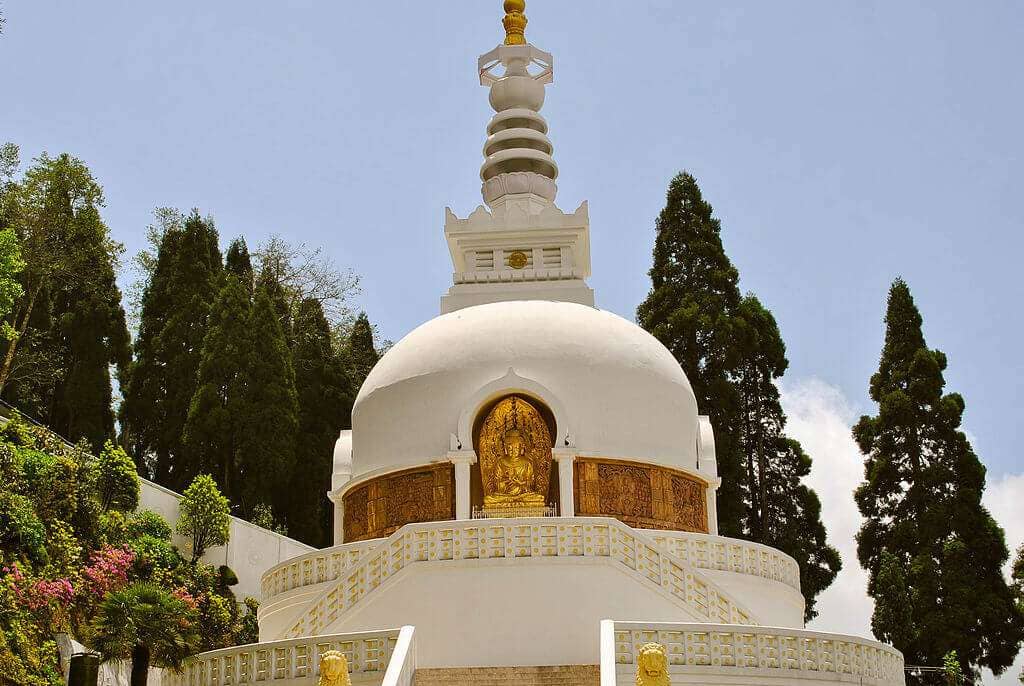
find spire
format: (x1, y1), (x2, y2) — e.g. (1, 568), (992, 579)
(478, 5), (556, 210)
(503, 0), (528, 46)
(438, 3), (593, 315)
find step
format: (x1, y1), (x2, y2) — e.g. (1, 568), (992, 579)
(413, 665), (600, 686)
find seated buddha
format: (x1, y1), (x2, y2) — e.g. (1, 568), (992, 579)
(484, 427), (545, 507)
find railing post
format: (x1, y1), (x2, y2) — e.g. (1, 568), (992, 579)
(600, 620), (618, 686)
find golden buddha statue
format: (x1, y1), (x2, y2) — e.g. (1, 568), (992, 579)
(477, 395), (552, 513)
(485, 427), (545, 507)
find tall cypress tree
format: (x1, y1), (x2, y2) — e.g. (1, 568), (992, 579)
(287, 298), (352, 545)
(854, 279), (1023, 681)
(636, 173), (745, 534)
(638, 172), (838, 618)
(344, 311), (379, 394)
(225, 237), (253, 289)
(235, 285), (299, 519)
(122, 211), (221, 486)
(731, 295), (840, 619)
(48, 236), (131, 451)
(183, 274), (253, 502)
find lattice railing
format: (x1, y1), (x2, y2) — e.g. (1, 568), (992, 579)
(648, 530), (801, 591)
(602, 621), (904, 686)
(163, 628), (411, 686)
(261, 526), (800, 607)
(286, 518), (757, 638)
(261, 539), (379, 601)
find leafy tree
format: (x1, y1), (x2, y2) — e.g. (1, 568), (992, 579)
(183, 274), (252, 498)
(343, 311), (380, 394)
(943, 651), (964, 685)
(89, 582), (200, 686)
(0, 226), (24, 340)
(176, 474), (230, 563)
(255, 235), (359, 327)
(637, 173), (838, 617)
(122, 212), (221, 485)
(287, 298), (351, 545)
(637, 173), (744, 533)
(854, 279), (1024, 681)
(0, 150), (129, 449)
(235, 287), (299, 518)
(95, 441), (140, 512)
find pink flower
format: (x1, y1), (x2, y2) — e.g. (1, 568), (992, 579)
(80, 546), (134, 598)
(171, 587), (198, 611)
(26, 578), (75, 611)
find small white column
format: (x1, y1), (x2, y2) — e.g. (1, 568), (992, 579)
(707, 478), (722, 536)
(552, 449), (576, 516)
(449, 451), (477, 520)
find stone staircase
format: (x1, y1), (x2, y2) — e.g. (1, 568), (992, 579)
(413, 665), (600, 686)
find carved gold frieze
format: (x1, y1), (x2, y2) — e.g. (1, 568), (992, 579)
(342, 464), (454, 542)
(477, 395), (553, 513)
(573, 457), (709, 533)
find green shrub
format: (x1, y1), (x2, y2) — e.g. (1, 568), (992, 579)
(128, 510), (172, 541)
(95, 441), (139, 512)
(0, 492), (48, 564)
(129, 535), (182, 578)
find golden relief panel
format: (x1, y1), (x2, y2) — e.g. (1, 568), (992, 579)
(477, 395), (553, 512)
(342, 464), (454, 542)
(573, 457), (709, 534)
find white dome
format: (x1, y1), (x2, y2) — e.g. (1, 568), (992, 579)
(351, 301), (699, 478)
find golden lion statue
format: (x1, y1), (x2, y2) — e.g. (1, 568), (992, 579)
(318, 650), (352, 686)
(636, 642), (670, 686)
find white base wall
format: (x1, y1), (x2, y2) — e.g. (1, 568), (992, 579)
(322, 558), (704, 668)
(138, 478), (313, 601)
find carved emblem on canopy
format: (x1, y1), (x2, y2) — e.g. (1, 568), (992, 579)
(478, 395), (552, 513)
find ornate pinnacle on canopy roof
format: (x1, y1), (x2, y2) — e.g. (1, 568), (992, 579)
(503, 0), (528, 45)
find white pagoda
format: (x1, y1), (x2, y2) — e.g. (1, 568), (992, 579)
(168, 3), (905, 685)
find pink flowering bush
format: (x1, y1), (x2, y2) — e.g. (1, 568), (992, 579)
(171, 587), (198, 611)
(80, 546), (134, 598)
(26, 578), (74, 612)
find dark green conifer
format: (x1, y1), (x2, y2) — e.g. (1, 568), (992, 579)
(224, 237), (253, 289)
(183, 274), (253, 500)
(235, 286), (299, 518)
(636, 173), (744, 534)
(344, 312), (379, 394)
(122, 212), (221, 485)
(854, 279), (1024, 680)
(638, 173), (838, 618)
(287, 298), (352, 545)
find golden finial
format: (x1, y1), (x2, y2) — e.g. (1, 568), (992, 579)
(503, 0), (528, 46)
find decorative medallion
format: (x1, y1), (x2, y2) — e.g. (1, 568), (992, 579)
(508, 250), (529, 269)
(477, 395), (553, 511)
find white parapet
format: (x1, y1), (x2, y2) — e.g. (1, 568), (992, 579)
(164, 626), (416, 686)
(602, 620), (905, 686)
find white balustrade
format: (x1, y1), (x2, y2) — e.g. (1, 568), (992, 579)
(261, 539), (380, 602)
(164, 627), (414, 686)
(648, 530), (802, 591)
(601, 620), (904, 686)
(286, 518), (756, 638)
(261, 522), (800, 607)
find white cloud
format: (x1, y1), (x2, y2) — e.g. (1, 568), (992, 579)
(779, 377), (873, 638)
(779, 378), (1024, 685)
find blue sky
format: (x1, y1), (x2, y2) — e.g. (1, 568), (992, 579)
(4, 0), (1021, 489)
(4, 2), (1024, 679)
